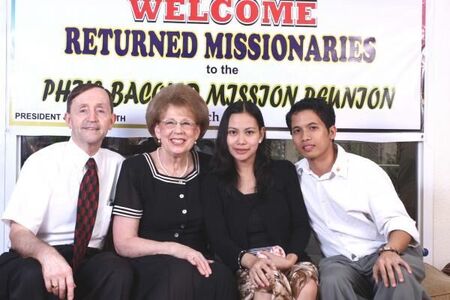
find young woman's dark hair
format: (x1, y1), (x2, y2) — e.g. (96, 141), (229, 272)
(212, 101), (271, 195)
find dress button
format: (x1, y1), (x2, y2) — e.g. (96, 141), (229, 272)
(174, 232), (179, 238)
(182, 209), (187, 214)
(179, 194), (184, 199)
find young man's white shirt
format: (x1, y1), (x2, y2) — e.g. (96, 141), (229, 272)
(296, 144), (419, 261)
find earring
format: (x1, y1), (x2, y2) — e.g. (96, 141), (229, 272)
(194, 140), (197, 145)
(259, 140), (262, 144)
(157, 138), (161, 145)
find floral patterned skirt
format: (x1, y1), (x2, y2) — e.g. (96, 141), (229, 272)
(237, 262), (319, 300)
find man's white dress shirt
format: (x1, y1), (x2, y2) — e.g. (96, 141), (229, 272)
(2, 139), (124, 249)
(296, 144), (419, 261)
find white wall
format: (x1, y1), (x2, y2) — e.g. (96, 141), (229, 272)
(424, 0), (450, 269)
(0, 0), (7, 253)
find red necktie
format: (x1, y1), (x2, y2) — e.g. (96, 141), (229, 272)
(73, 158), (99, 270)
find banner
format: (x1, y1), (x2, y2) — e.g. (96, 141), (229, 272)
(7, 0), (423, 136)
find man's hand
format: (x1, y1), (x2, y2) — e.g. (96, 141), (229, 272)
(38, 248), (76, 300)
(373, 251), (412, 287)
(9, 222), (76, 300)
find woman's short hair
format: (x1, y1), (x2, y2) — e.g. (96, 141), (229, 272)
(145, 83), (209, 138)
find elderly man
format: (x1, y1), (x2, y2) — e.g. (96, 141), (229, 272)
(0, 83), (132, 300)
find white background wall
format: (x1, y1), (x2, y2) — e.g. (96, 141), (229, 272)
(424, 0), (450, 269)
(1, 0), (7, 253)
(0, 0), (450, 269)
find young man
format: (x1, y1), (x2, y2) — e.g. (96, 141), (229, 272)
(0, 84), (132, 300)
(285, 98), (429, 299)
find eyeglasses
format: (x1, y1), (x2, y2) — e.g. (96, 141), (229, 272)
(160, 119), (197, 130)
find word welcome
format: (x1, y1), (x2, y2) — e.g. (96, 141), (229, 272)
(129, 0), (317, 27)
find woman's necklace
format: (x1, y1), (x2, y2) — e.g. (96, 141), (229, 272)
(156, 147), (189, 177)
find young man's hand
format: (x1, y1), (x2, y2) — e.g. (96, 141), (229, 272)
(373, 251), (412, 288)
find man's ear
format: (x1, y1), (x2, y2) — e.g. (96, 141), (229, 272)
(64, 113), (72, 129)
(109, 113), (116, 130)
(329, 125), (337, 140)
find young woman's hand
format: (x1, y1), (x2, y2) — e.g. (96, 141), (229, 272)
(261, 252), (297, 271)
(248, 257), (276, 288)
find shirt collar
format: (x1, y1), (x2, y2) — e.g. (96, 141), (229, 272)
(296, 144), (349, 179)
(67, 138), (103, 169)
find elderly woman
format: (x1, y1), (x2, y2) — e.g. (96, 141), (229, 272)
(112, 83), (237, 299)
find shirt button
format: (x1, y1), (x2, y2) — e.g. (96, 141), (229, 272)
(180, 224), (185, 229)
(174, 232), (179, 238)
(182, 209), (187, 214)
(179, 194), (184, 199)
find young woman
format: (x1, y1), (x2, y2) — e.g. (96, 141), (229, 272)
(203, 101), (318, 300)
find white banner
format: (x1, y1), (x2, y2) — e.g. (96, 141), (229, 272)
(7, 0), (423, 136)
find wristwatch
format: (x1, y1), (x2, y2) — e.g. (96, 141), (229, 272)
(378, 245), (400, 256)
